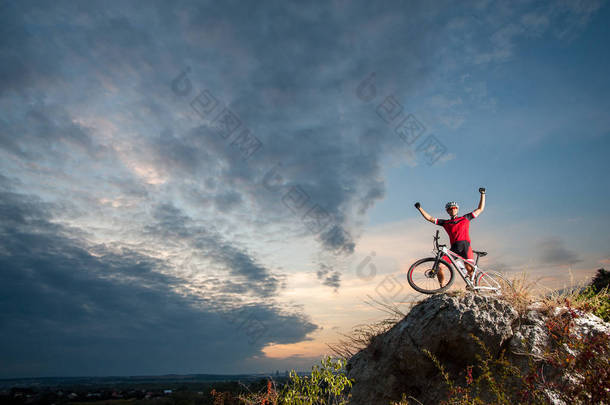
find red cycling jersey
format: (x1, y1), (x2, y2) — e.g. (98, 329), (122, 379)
(435, 212), (477, 244)
(435, 212), (478, 261)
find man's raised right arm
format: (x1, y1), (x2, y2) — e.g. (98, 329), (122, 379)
(414, 202), (436, 224)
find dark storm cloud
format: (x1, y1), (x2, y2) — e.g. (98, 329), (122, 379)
(162, 0), (447, 252)
(3, 0), (599, 257)
(104, 174), (150, 198)
(537, 237), (581, 266)
(147, 203), (283, 297)
(0, 0), (447, 257)
(0, 2), (63, 96)
(316, 264), (341, 291)
(152, 129), (208, 177)
(0, 173), (14, 188)
(0, 98), (107, 162)
(213, 190), (243, 212)
(0, 184), (316, 377)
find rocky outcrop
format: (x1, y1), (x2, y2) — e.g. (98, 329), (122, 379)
(345, 292), (609, 405)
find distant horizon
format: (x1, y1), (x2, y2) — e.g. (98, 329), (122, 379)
(2, 0), (609, 379)
(0, 370), (308, 385)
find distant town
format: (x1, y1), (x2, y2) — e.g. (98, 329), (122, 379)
(0, 372), (297, 404)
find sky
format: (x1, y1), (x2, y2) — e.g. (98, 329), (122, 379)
(1, 0), (609, 378)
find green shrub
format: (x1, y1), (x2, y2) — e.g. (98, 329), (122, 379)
(572, 285), (610, 322)
(238, 357), (353, 405)
(280, 357), (352, 405)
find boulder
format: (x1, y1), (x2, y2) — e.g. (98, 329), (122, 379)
(346, 292), (610, 405)
(346, 293), (518, 405)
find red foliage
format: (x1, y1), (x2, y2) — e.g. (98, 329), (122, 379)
(520, 299), (610, 404)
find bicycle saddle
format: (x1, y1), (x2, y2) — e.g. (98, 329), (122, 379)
(473, 250), (487, 256)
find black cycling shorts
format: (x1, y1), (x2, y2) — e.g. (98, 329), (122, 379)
(450, 240), (473, 261)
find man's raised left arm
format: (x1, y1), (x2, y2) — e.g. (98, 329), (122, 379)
(472, 187), (485, 217)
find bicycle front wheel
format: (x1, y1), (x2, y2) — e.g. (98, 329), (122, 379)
(407, 257), (455, 294)
(474, 270), (515, 297)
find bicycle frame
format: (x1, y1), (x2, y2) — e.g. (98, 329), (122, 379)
(432, 231), (497, 292)
(435, 246), (477, 286)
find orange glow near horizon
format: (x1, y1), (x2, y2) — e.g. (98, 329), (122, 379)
(262, 340), (331, 359)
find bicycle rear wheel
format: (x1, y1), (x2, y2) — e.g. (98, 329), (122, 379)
(474, 270), (515, 297)
(407, 257), (455, 294)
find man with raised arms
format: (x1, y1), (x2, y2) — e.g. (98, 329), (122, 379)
(414, 188), (486, 287)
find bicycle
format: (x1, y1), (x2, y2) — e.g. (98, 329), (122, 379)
(407, 230), (514, 296)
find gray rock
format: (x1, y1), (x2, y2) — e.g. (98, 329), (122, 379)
(346, 293), (519, 405)
(346, 293), (610, 405)
(508, 306), (550, 369)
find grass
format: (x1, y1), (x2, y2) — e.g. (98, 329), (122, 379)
(326, 294), (414, 360)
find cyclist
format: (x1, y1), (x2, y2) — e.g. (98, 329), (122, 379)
(414, 188), (486, 287)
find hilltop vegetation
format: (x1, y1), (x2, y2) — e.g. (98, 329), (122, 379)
(234, 269), (610, 405)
